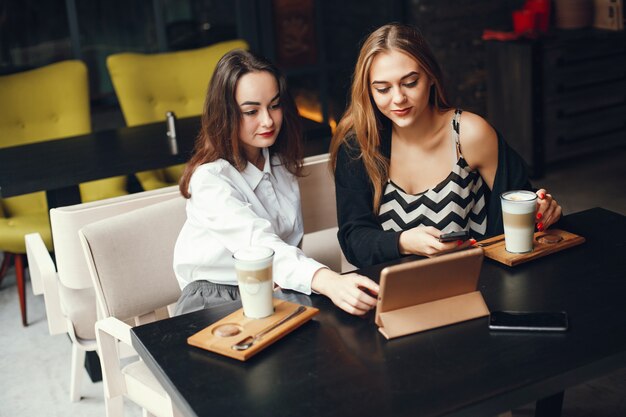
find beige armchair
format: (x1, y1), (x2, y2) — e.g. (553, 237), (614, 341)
(25, 186), (181, 402)
(298, 153), (354, 272)
(79, 197), (186, 417)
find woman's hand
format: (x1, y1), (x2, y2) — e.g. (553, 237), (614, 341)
(535, 188), (562, 231)
(311, 268), (379, 316)
(398, 226), (474, 257)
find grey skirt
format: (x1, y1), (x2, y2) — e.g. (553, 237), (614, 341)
(174, 280), (241, 316)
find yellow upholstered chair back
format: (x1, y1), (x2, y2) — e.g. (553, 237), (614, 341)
(0, 60), (125, 326)
(106, 39), (249, 189)
(107, 39), (249, 126)
(0, 61), (91, 252)
(0, 60), (127, 209)
(0, 60), (91, 148)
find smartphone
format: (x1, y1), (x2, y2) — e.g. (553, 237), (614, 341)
(439, 230), (470, 243)
(489, 311), (568, 332)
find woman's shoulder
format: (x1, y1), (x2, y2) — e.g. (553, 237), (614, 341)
(457, 110), (498, 169)
(458, 111), (496, 143)
(459, 111), (497, 149)
(190, 159), (236, 184)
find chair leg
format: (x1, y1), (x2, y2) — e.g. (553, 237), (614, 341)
(15, 254), (27, 326)
(0, 252), (14, 286)
(105, 396), (124, 417)
(70, 344), (86, 402)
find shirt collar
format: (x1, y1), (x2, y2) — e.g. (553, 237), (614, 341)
(241, 147), (272, 190)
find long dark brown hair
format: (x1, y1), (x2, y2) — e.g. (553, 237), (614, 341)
(179, 50), (303, 198)
(330, 23), (451, 211)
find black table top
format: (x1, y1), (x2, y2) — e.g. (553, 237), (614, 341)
(131, 208), (626, 417)
(0, 116), (331, 199)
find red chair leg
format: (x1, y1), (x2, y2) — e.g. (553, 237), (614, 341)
(0, 252), (14, 286)
(15, 254), (27, 326)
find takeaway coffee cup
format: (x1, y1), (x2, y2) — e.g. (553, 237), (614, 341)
(500, 190), (538, 253)
(232, 246), (275, 319)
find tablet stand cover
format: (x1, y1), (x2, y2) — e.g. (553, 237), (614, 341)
(375, 247), (489, 340)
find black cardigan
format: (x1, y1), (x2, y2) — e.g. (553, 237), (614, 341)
(334, 128), (533, 268)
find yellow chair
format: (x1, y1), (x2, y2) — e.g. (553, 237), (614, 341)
(0, 60), (127, 326)
(106, 39), (249, 190)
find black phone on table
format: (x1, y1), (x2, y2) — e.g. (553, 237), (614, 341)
(439, 230), (470, 243)
(489, 311), (569, 332)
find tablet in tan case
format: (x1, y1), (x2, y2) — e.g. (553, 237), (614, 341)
(375, 247), (489, 339)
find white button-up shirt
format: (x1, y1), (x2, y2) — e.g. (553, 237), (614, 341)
(173, 148), (325, 294)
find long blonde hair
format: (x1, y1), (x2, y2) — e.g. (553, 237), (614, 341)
(330, 23), (451, 211)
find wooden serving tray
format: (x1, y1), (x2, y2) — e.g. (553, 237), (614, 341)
(187, 299), (318, 361)
(478, 229), (585, 266)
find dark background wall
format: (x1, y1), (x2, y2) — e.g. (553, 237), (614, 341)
(406, 0), (524, 115)
(0, 0), (525, 125)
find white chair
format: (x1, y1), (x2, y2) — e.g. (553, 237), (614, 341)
(298, 153), (354, 272)
(79, 198), (186, 417)
(25, 186), (181, 402)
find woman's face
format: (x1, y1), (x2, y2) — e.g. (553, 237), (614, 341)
(235, 71), (283, 160)
(368, 49), (432, 128)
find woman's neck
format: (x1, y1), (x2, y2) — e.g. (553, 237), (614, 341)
(247, 149), (265, 171)
(391, 106), (443, 147)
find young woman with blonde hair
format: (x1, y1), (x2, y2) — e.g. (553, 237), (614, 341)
(331, 23), (561, 268)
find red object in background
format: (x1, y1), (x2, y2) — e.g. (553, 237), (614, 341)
(524, 0), (551, 32)
(481, 29), (521, 41)
(273, 0), (317, 67)
(513, 9), (537, 34)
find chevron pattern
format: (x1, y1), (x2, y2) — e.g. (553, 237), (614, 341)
(378, 157), (488, 236)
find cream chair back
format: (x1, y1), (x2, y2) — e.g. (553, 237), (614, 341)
(298, 153), (354, 272)
(78, 197), (186, 417)
(51, 186), (180, 291)
(24, 186), (183, 403)
(299, 153), (338, 233)
(80, 197), (185, 323)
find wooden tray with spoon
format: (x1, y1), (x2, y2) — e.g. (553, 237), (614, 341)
(188, 299), (318, 361)
(476, 229), (585, 266)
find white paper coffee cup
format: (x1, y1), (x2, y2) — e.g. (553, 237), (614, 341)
(232, 246), (274, 319)
(500, 190), (537, 253)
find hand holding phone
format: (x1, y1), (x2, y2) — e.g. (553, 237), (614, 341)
(439, 230), (470, 243)
(489, 311), (569, 332)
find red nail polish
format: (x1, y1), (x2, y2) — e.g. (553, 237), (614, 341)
(470, 238), (477, 245)
(537, 222), (544, 231)
(539, 192), (545, 199)
(536, 212), (543, 220)
(456, 240), (463, 246)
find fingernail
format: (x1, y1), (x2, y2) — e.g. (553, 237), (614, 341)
(539, 192), (545, 199)
(537, 222), (544, 231)
(536, 212), (543, 220)
(470, 238), (477, 245)
(456, 240), (463, 246)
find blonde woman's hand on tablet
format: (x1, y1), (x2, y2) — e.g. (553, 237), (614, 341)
(312, 268), (379, 316)
(398, 226), (474, 257)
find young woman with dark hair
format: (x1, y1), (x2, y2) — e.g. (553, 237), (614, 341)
(174, 50), (379, 316)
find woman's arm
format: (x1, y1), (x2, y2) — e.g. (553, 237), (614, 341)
(188, 166), (323, 294)
(459, 112), (561, 232)
(190, 165), (380, 315)
(335, 143), (402, 268)
(453, 111), (499, 190)
(311, 268), (379, 316)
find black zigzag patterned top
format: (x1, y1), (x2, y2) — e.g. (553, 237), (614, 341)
(377, 109), (488, 237)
